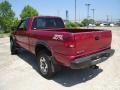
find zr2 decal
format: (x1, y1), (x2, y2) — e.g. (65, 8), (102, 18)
(52, 34), (63, 40)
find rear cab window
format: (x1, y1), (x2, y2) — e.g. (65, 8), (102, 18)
(32, 17), (65, 29)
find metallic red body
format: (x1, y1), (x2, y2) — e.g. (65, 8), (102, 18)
(13, 16), (112, 67)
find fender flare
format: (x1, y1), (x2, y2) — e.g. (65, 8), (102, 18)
(35, 40), (53, 55)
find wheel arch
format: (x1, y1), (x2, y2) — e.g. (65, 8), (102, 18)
(35, 41), (52, 56)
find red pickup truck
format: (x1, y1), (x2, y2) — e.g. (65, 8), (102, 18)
(10, 16), (114, 78)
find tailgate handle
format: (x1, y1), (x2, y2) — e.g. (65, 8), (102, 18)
(95, 36), (100, 40)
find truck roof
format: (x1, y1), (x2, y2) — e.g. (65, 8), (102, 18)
(31, 16), (61, 18)
(23, 16), (61, 21)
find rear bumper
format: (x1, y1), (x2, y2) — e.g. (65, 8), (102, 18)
(70, 49), (115, 69)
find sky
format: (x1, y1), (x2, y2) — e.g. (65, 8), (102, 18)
(1, 0), (120, 21)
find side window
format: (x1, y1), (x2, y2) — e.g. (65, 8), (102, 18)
(18, 20), (26, 30)
(32, 18), (46, 29)
(18, 18), (30, 31)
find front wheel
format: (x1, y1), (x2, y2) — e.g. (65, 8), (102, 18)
(37, 51), (58, 79)
(10, 39), (17, 55)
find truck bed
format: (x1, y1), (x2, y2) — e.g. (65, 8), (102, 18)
(47, 28), (112, 58)
(46, 28), (105, 33)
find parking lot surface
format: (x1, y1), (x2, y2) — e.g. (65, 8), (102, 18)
(0, 27), (120, 90)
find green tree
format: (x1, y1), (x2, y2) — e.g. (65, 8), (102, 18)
(81, 19), (94, 26)
(65, 22), (78, 28)
(20, 5), (38, 19)
(0, 1), (15, 33)
(81, 19), (89, 26)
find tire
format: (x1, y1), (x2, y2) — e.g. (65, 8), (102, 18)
(37, 51), (59, 79)
(10, 39), (17, 55)
(90, 65), (99, 69)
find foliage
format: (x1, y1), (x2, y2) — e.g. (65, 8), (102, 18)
(65, 21), (85, 28)
(20, 5), (38, 19)
(81, 19), (89, 26)
(76, 22), (84, 27)
(96, 23), (100, 26)
(81, 19), (94, 26)
(65, 19), (95, 28)
(12, 18), (20, 27)
(65, 22), (78, 28)
(0, 1), (15, 33)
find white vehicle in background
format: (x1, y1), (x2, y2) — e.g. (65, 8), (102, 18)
(110, 24), (115, 27)
(89, 24), (96, 27)
(100, 23), (106, 27)
(100, 23), (115, 27)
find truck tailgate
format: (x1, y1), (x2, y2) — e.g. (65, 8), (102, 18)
(74, 30), (112, 56)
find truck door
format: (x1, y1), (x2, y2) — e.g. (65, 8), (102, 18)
(15, 19), (30, 50)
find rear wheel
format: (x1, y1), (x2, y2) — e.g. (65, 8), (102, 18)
(10, 39), (17, 55)
(37, 51), (60, 79)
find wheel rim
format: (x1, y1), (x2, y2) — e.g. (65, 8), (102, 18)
(39, 57), (48, 75)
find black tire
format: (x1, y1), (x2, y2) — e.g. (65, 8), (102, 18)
(90, 65), (99, 69)
(10, 39), (17, 55)
(37, 51), (59, 79)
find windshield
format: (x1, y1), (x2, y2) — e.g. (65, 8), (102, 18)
(32, 17), (65, 29)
